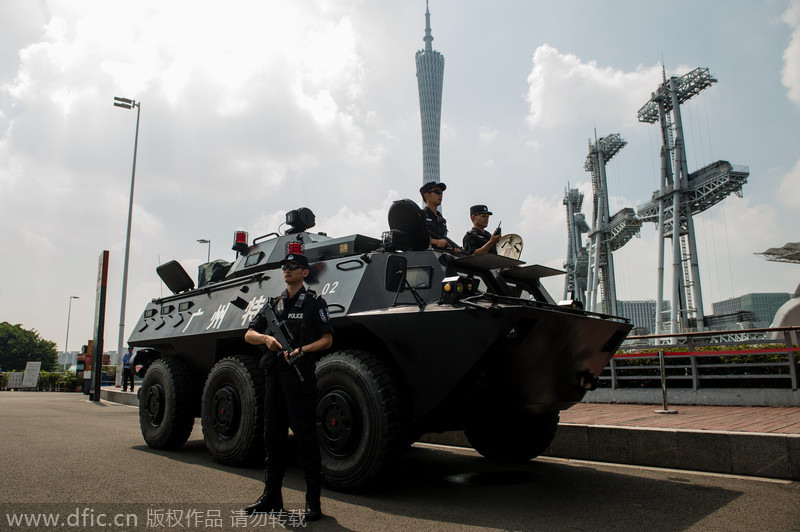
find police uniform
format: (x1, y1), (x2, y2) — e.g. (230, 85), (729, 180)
(463, 227), (497, 256)
(420, 181), (451, 245)
(423, 206), (449, 241)
(462, 204), (498, 256)
(246, 284), (332, 516)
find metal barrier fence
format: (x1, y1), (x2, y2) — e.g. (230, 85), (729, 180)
(604, 326), (800, 391)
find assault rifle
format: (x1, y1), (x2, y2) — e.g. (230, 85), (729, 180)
(262, 298), (306, 382)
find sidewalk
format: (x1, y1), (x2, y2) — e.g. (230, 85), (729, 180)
(560, 402), (800, 435)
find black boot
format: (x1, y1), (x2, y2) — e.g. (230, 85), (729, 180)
(304, 478), (323, 521)
(244, 476), (284, 515)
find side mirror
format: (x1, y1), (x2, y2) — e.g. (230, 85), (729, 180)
(385, 255), (407, 292)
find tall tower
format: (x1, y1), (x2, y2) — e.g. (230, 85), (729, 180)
(415, 1), (445, 185)
(584, 133), (641, 316)
(637, 67), (749, 333)
(563, 186), (589, 305)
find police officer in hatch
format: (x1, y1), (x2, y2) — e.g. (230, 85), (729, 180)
(462, 205), (501, 256)
(243, 252), (333, 521)
(420, 181), (462, 253)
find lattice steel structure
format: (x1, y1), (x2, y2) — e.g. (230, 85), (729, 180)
(636, 67), (749, 334)
(583, 133), (642, 315)
(563, 186), (589, 304)
(415, 1), (445, 185)
(755, 243), (800, 264)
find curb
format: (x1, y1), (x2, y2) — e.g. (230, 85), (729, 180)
(100, 386), (139, 407)
(422, 426), (800, 481)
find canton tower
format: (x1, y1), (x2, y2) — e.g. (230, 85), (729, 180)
(415, 1), (445, 185)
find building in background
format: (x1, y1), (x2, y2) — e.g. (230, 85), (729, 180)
(415, 1), (444, 186)
(618, 300), (671, 335)
(704, 311), (759, 331)
(711, 293), (791, 328)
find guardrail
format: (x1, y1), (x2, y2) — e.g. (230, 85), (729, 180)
(603, 326), (800, 391)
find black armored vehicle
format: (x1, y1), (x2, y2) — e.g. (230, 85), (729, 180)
(129, 200), (631, 490)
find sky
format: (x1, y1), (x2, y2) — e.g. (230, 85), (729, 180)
(1, 0), (798, 354)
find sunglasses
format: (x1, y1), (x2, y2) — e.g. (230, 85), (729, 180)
(281, 263), (302, 271)
(428, 189), (443, 195)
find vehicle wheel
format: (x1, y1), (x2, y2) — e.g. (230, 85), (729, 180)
(201, 355), (264, 466)
(139, 357), (195, 450)
(465, 409), (560, 461)
(315, 350), (409, 491)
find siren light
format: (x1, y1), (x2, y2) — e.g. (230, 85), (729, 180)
(232, 230), (249, 254)
(286, 241), (303, 255)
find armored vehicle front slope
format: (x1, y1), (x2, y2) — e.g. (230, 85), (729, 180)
(129, 200), (631, 490)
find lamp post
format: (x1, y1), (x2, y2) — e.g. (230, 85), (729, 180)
(64, 296), (79, 371)
(113, 96), (141, 385)
(198, 239), (211, 263)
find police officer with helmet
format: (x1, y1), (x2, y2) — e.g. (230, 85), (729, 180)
(244, 252), (333, 521)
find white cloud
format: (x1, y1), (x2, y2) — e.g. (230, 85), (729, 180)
(777, 158), (800, 205)
(478, 125), (497, 143)
(518, 193), (564, 235)
(316, 191), (401, 238)
(232, 155), (320, 190)
(1, 1), (383, 174)
(525, 44), (662, 130)
(782, 0), (800, 106)
(516, 193), (568, 276)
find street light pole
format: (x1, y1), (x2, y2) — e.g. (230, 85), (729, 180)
(64, 296), (79, 371)
(113, 96), (141, 385)
(197, 239), (211, 263)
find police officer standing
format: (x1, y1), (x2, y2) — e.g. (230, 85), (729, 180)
(122, 346), (135, 392)
(462, 205), (500, 256)
(244, 253), (333, 521)
(420, 181), (462, 253)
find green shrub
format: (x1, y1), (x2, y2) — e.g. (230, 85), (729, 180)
(609, 342), (799, 389)
(58, 372), (81, 391)
(38, 371), (63, 390)
(102, 365), (117, 380)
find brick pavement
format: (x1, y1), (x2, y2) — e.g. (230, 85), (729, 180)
(560, 403), (800, 434)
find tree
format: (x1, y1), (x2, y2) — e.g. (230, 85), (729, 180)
(0, 322), (58, 371)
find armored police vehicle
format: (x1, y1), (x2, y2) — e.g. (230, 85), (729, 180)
(129, 200), (631, 490)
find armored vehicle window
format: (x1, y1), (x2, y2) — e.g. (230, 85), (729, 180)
(244, 252), (264, 267)
(406, 266), (433, 289)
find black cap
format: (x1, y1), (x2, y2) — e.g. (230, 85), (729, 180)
(419, 181), (447, 195)
(470, 205), (493, 216)
(280, 254), (310, 269)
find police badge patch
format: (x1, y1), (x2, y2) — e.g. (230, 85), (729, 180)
(319, 307), (330, 323)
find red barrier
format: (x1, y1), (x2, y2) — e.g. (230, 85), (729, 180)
(614, 346), (800, 359)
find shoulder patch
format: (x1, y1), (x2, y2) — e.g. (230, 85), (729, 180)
(319, 307), (330, 323)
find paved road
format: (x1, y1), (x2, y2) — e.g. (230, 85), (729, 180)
(1, 392), (799, 531)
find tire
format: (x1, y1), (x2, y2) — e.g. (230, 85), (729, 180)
(139, 357), (195, 450)
(200, 355), (264, 466)
(465, 409), (560, 462)
(315, 350), (409, 491)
